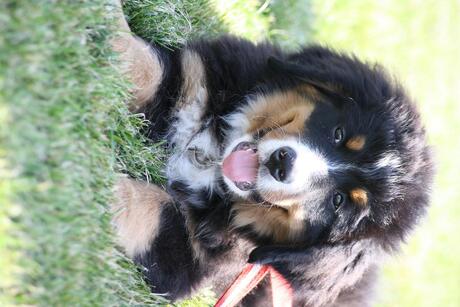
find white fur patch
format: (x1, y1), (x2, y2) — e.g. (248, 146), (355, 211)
(257, 138), (329, 198)
(167, 129), (219, 190)
(166, 49), (219, 191)
(375, 151), (402, 170)
(170, 100), (206, 149)
(223, 111), (251, 145)
(220, 131), (331, 203)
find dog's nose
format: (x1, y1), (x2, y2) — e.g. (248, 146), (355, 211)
(266, 146), (297, 182)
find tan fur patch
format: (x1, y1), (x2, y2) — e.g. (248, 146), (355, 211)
(245, 90), (315, 138)
(177, 50), (207, 109)
(232, 203), (306, 243)
(111, 178), (171, 257)
(346, 136), (366, 151)
(296, 84), (322, 101)
(111, 28), (163, 111)
(256, 189), (305, 207)
(349, 188), (368, 207)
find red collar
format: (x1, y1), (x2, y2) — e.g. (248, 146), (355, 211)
(214, 264), (293, 307)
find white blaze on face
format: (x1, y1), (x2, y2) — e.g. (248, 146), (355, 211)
(221, 135), (330, 201)
(257, 138), (329, 196)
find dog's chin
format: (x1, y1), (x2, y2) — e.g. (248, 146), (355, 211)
(222, 176), (259, 201)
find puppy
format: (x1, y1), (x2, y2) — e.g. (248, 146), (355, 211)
(110, 3), (434, 306)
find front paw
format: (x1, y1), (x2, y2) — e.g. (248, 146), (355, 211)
(111, 177), (171, 257)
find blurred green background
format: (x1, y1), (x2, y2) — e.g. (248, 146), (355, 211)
(305, 1), (460, 306)
(1, 0), (459, 306)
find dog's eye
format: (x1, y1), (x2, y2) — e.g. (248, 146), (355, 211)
(333, 127), (344, 144)
(333, 192), (344, 210)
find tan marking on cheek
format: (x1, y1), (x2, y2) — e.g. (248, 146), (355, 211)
(112, 34), (163, 111)
(350, 188), (368, 207)
(346, 136), (366, 151)
(111, 178), (171, 258)
(245, 90), (315, 137)
(296, 84), (321, 101)
(177, 50), (207, 109)
(258, 190), (304, 207)
(232, 203), (306, 243)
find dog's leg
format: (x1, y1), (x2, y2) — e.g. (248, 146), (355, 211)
(112, 177), (203, 300)
(110, 1), (163, 111)
(111, 177), (172, 258)
(169, 49), (209, 150)
(165, 48), (220, 190)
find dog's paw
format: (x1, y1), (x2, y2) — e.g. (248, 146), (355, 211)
(111, 177), (171, 257)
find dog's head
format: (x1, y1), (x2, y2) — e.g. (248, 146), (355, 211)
(221, 47), (434, 247)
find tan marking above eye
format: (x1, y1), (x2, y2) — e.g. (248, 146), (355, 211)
(346, 135), (366, 151)
(295, 84), (321, 100)
(349, 188), (368, 206)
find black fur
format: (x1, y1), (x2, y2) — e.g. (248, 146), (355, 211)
(134, 202), (198, 298)
(141, 47), (182, 142)
(128, 35), (434, 306)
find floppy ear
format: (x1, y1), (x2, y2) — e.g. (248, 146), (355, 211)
(267, 57), (355, 107)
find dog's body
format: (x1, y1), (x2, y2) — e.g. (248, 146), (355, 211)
(111, 4), (434, 306)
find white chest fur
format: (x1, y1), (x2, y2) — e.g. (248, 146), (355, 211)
(166, 93), (220, 191)
(167, 131), (220, 191)
(165, 49), (221, 191)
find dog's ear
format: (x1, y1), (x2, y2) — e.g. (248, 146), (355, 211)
(267, 56), (355, 107)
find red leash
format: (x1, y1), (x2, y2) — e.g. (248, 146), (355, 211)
(214, 264), (293, 307)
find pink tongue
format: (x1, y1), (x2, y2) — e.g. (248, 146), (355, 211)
(222, 150), (259, 183)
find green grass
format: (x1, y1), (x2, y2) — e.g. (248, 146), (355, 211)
(123, 0), (225, 49)
(1, 0), (458, 306)
(0, 0), (260, 306)
(0, 0), (173, 305)
(266, 0), (314, 49)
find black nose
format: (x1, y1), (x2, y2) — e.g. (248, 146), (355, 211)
(265, 147), (297, 182)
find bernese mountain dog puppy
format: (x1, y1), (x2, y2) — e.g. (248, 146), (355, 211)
(110, 3), (434, 306)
